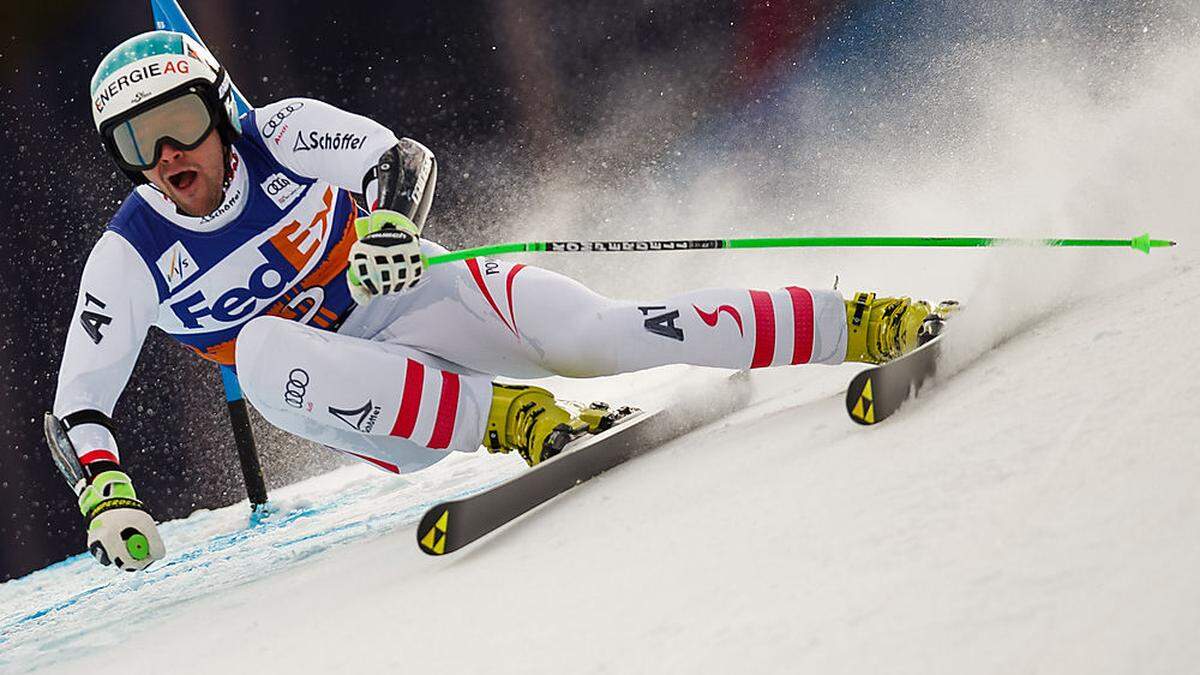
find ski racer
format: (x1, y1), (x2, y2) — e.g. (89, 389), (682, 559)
(54, 31), (934, 571)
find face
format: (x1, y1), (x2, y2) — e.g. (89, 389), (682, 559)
(141, 129), (226, 217)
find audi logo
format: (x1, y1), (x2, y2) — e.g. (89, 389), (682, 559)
(283, 367), (309, 408)
(265, 176), (292, 195)
(260, 101), (304, 136)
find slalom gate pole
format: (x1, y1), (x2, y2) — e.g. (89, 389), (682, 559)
(424, 232), (1176, 266)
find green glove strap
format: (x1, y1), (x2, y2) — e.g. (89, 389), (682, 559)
(78, 470), (139, 517)
(354, 209), (419, 239)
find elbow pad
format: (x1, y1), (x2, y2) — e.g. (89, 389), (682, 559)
(362, 138), (437, 233)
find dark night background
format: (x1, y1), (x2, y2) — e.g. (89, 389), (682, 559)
(0, 0), (847, 581)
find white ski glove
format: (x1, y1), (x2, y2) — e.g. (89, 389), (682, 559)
(78, 470), (166, 572)
(346, 209), (424, 306)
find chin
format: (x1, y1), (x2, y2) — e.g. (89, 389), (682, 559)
(179, 189), (224, 218)
(200, 194), (225, 216)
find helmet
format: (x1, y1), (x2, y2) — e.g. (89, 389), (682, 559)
(90, 30), (241, 184)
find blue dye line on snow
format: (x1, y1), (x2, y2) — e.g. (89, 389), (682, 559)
(1, 479), (500, 643)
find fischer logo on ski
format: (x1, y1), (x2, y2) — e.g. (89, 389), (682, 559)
(850, 378), (875, 424)
(418, 509), (450, 555)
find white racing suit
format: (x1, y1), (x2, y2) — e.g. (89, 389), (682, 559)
(54, 97), (848, 475)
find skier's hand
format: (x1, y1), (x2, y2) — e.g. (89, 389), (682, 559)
(346, 209), (424, 306)
(77, 470), (165, 572)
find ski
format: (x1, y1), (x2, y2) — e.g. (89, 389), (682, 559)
(415, 410), (659, 555)
(845, 333), (944, 425)
(844, 300), (960, 426)
(417, 375), (751, 555)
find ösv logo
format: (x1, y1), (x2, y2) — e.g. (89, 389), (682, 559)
(293, 130), (366, 153)
(328, 399), (381, 432)
(168, 188), (334, 331)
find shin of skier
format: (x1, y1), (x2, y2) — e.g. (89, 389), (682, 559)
(53, 32), (934, 571)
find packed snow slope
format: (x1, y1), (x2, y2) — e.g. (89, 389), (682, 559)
(1, 241), (1196, 673)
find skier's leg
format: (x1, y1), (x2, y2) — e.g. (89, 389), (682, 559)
(374, 249), (848, 378)
(290, 242), (922, 469)
(504, 270), (851, 375)
(235, 315), (494, 473)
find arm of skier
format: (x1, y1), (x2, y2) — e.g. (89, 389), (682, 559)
(52, 232), (166, 571)
(257, 97), (437, 304)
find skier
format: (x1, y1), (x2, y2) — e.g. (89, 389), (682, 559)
(56, 31), (934, 571)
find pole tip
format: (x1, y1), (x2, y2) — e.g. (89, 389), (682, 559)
(1131, 233), (1175, 254)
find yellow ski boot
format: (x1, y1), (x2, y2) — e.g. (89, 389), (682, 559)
(844, 292), (933, 364)
(484, 384), (613, 466)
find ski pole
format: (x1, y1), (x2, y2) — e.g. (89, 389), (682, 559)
(424, 232), (1176, 266)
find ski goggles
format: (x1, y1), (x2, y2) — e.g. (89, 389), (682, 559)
(100, 88), (217, 171)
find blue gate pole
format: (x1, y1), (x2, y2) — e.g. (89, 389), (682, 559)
(220, 366), (269, 510)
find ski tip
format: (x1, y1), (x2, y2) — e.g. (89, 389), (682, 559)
(417, 507), (452, 556)
(846, 375), (877, 425)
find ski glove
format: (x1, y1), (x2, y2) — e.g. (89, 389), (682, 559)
(77, 470), (165, 572)
(346, 209), (424, 306)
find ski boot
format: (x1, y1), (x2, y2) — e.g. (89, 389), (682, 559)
(484, 384), (616, 466)
(844, 292), (934, 364)
(918, 299), (960, 343)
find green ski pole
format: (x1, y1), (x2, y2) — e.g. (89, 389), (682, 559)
(424, 232), (1176, 266)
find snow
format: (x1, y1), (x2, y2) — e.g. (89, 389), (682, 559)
(2, 248), (1198, 673)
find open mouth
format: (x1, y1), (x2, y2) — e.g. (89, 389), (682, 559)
(168, 169), (198, 191)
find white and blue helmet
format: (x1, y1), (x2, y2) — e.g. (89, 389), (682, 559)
(90, 31), (241, 183)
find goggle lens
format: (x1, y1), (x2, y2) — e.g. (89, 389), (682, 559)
(109, 92), (215, 170)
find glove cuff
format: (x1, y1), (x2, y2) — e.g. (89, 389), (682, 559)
(85, 497), (146, 525)
(355, 209), (419, 239)
(78, 470), (141, 518)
